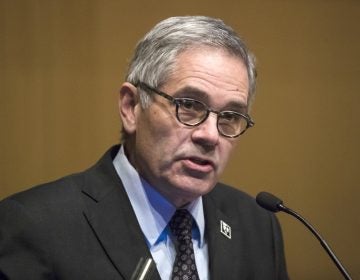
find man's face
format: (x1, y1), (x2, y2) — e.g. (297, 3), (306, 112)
(127, 48), (249, 207)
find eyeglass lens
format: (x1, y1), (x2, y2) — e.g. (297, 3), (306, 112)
(176, 99), (248, 137)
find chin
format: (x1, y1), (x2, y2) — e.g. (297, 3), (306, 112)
(175, 177), (216, 197)
(167, 179), (216, 207)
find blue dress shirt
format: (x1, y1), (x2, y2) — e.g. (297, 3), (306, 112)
(113, 146), (209, 280)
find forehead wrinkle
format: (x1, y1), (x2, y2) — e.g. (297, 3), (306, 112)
(173, 68), (247, 97)
(171, 85), (248, 111)
(174, 68), (245, 93)
(164, 48), (250, 107)
(172, 50), (249, 89)
(173, 73), (248, 102)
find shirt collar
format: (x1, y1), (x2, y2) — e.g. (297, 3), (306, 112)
(112, 145), (205, 247)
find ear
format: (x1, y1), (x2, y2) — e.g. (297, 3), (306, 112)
(118, 82), (140, 135)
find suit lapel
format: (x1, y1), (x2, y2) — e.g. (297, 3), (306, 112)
(80, 146), (161, 280)
(203, 191), (241, 280)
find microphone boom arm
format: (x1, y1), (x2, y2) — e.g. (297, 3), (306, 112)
(277, 203), (352, 280)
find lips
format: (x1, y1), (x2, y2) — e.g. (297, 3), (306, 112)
(189, 157), (212, 166)
(181, 156), (215, 173)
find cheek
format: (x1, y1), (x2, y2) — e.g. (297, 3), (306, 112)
(217, 141), (237, 172)
(135, 109), (187, 164)
(140, 116), (181, 150)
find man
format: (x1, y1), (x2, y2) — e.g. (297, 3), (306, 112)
(0, 16), (288, 279)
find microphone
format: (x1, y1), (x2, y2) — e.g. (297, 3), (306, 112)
(256, 191), (352, 280)
(130, 257), (155, 280)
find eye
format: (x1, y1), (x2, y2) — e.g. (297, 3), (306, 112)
(220, 111), (240, 122)
(178, 98), (205, 112)
(182, 99), (195, 110)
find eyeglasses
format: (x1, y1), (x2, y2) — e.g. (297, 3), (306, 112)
(137, 82), (255, 138)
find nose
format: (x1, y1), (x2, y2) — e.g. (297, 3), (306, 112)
(191, 112), (220, 148)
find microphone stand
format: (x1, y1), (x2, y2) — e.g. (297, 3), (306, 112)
(278, 203), (352, 280)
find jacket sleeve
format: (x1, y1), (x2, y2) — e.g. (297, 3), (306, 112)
(0, 198), (55, 280)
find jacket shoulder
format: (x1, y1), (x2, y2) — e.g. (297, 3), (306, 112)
(0, 145), (121, 210)
(208, 183), (263, 213)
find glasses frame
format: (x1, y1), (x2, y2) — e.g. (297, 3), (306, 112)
(137, 82), (255, 138)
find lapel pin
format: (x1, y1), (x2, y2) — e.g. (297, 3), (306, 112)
(220, 220), (231, 239)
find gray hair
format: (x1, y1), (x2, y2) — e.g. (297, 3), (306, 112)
(122, 16), (257, 141)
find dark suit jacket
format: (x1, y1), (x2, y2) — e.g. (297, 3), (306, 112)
(0, 146), (288, 279)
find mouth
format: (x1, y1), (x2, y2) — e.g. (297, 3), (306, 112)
(181, 156), (215, 173)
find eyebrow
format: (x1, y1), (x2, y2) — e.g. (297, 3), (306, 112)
(172, 86), (208, 99)
(172, 86), (248, 112)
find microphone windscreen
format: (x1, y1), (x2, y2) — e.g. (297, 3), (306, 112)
(256, 192), (283, 212)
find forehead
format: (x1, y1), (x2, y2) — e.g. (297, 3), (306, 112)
(163, 47), (250, 107)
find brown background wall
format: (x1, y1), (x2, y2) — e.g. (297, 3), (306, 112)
(1, 1), (359, 279)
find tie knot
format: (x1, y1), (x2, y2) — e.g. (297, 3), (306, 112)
(169, 209), (193, 241)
